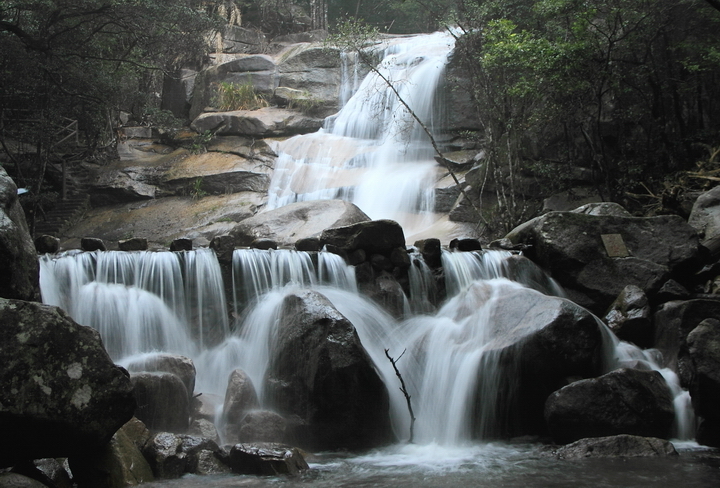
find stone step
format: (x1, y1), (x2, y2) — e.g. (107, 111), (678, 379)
(34, 195), (90, 238)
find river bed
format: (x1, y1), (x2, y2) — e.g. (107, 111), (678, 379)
(141, 442), (720, 488)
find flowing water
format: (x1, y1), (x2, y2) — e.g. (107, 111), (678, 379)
(267, 31), (455, 236)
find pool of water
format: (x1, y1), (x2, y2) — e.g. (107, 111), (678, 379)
(141, 442), (720, 488)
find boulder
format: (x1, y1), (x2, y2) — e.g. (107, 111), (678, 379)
(191, 449), (232, 476)
(191, 108), (324, 137)
(234, 410), (287, 443)
(654, 299), (720, 383)
(219, 25), (267, 54)
(0, 473), (48, 487)
(118, 237), (148, 251)
(449, 237), (482, 252)
(276, 45), (342, 115)
(264, 290), (393, 450)
(604, 285), (652, 348)
(142, 433), (186, 479)
(688, 185), (720, 247)
(545, 368), (675, 444)
(0, 298), (135, 466)
(34, 235), (59, 254)
(90, 171), (157, 205)
(554, 435), (677, 459)
(0, 167), (38, 300)
(443, 281), (603, 438)
(188, 419), (220, 444)
(130, 372), (190, 433)
(69, 420), (155, 488)
(222, 369), (260, 426)
(81, 237), (106, 252)
(320, 219), (405, 256)
(170, 238), (193, 252)
(227, 443), (308, 476)
(126, 354), (196, 400)
(230, 199), (369, 247)
(414, 238), (442, 268)
(506, 211), (700, 314)
(686, 318), (720, 446)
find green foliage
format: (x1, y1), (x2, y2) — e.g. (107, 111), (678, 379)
(189, 177), (207, 200)
(190, 130), (215, 154)
(143, 108), (184, 130)
(286, 90), (323, 114)
(212, 81), (268, 111)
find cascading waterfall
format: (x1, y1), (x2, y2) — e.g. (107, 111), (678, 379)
(267, 31), (455, 235)
(38, 246), (695, 447)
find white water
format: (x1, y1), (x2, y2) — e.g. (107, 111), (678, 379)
(267, 31), (455, 235)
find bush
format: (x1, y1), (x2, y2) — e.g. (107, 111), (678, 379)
(213, 81), (268, 111)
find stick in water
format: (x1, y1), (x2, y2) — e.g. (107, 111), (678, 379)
(384, 348), (416, 443)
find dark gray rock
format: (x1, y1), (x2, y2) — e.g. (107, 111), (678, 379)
(126, 353), (196, 400)
(210, 234), (235, 263)
(604, 285), (652, 348)
(170, 238), (193, 252)
(0, 167), (38, 300)
(686, 318), (720, 446)
(227, 443), (308, 476)
(414, 238), (442, 268)
(688, 185), (720, 247)
(320, 219), (405, 256)
(81, 237), (107, 252)
(0, 298), (135, 466)
(250, 238), (278, 250)
(188, 418), (220, 444)
(506, 211), (700, 314)
(0, 473), (48, 487)
(142, 432), (186, 479)
(34, 235), (59, 254)
(264, 290), (393, 450)
(130, 372), (190, 433)
(222, 369), (260, 426)
(118, 237), (148, 251)
(449, 237), (482, 252)
(234, 410), (287, 443)
(554, 434), (677, 459)
(295, 237), (320, 252)
(545, 368), (675, 444)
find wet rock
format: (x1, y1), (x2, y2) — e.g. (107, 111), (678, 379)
(414, 238), (442, 268)
(126, 353), (196, 400)
(191, 450), (232, 475)
(227, 443), (308, 476)
(0, 167), (38, 300)
(264, 289), (392, 450)
(545, 368), (675, 444)
(251, 238), (278, 250)
(449, 237), (482, 252)
(69, 420), (155, 488)
(0, 298), (135, 466)
(295, 237), (320, 252)
(235, 410), (287, 443)
(118, 237), (148, 251)
(506, 211), (700, 314)
(130, 372), (190, 433)
(33, 459), (73, 488)
(191, 393), (223, 422)
(223, 369), (260, 426)
(445, 281), (603, 438)
(362, 274), (406, 320)
(686, 318), (720, 447)
(604, 285), (652, 348)
(142, 432), (186, 479)
(390, 247), (411, 270)
(320, 219), (405, 256)
(230, 199), (369, 247)
(34, 235), (59, 254)
(170, 238), (193, 252)
(656, 279), (690, 303)
(81, 237), (106, 252)
(554, 435), (677, 459)
(210, 234), (236, 263)
(654, 299), (720, 384)
(188, 419), (220, 444)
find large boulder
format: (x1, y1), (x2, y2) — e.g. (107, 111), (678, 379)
(544, 368), (675, 444)
(0, 298), (136, 466)
(0, 167), (38, 301)
(222, 369), (260, 426)
(126, 353), (196, 400)
(442, 280), (604, 438)
(686, 318), (720, 447)
(227, 443), (308, 476)
(688, 185), (720, 248)
(230, 199), (369, 247)
(276, 45), (342, 115)
(604, 285), (652, 348)
(506, 211), (700, 314)
(264, 289), (393, 450)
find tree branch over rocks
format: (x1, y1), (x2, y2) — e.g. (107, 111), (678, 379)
(385, 348), (416, 443)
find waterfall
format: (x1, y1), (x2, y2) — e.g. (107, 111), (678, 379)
(267, 31), (455, 235)
(38, 247), (695, 445)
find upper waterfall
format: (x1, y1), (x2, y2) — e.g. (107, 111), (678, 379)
(267, 31), (456, 236)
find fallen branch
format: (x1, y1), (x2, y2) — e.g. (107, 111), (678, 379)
(384, 348), (416, 443)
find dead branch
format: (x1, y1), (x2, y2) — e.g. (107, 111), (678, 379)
(384, 348), (416, 444)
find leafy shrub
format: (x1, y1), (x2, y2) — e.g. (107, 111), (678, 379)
(213, 81), (268, 111)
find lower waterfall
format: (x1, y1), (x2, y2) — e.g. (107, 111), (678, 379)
(38, 248), (694, 446)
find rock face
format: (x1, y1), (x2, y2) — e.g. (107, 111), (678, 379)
(686, 318), (720, 447)
(191, 108), (324, 137)
(264, 289), (392, 450)
(0, 298), (136, 466)
(506, 211), (700, 314)
(222, 369), (260, 427)
(320, 219), (406, 254)
(130, 372), (190, 433)
(554, 435), (678, 459)
(545, 368), (675, 444)
(604, 285), (652, 348)
(0, 167), (38, 301)
(230, 199), (370, 247)
(126, 353), (197, 401)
